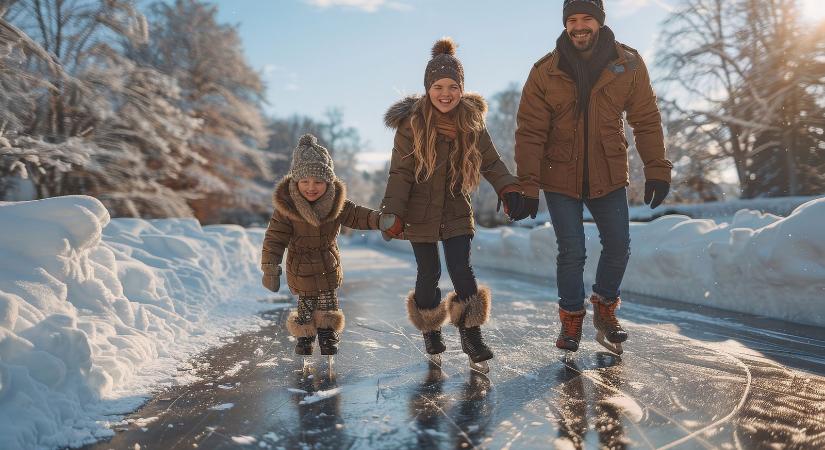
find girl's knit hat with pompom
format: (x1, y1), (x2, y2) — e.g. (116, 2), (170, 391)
(289, 133), (335, 183)
(424, 37), (464, 91)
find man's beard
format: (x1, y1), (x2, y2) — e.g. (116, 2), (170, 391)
(568, 28), (599, 51)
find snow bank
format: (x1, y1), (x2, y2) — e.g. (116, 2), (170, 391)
(0, 196), (279, 449)
(517, 195), (819, 227)
(364, 197), (825, 327)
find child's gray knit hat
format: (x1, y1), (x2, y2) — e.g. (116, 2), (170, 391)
(289, 134), (335, 183)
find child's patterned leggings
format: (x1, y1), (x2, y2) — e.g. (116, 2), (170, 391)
(295, 290), (339, 325)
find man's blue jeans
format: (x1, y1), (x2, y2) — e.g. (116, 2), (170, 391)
(544, 188), (631, 312)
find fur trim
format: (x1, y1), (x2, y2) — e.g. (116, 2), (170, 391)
(383, 93), (488, 130)
(313, 309), (345, 333)
(590, 293), (621, 308)
(272, 176), (347, 225)
(431, 37), (457, 57)
(288, 179), (337, 227)
(286, 310), (316, 338)
(446, 285), (491, 328)
(559, 307), (586, 317)
(405, 291), (448, 332)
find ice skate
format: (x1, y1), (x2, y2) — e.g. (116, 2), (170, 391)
(590, 294), (628, 355)
(405, 290), (449, 363)
(286, 310), (317, 375)
(459, 326), (493, 374)
(422, 329), (446, 361)
(327, 355), (335, 380)
(295, 336), (314, 356)
(317, 328), (340, 355)
(317, 328), (339, 380)
(556, 308), (586, 353)
(446, 287), (493, 374)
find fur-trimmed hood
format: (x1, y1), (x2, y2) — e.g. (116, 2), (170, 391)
(272, 175), (347, 226)
(383, 92), (488, 130)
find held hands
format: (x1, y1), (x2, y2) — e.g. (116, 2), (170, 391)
(261, 263), (281, 292)
(379, 213), (404, 241)
(644, 180), (670, 209)
(502, 191), (525, 218)
(498, 185), (538, 221)
(520, 196), (539, 220)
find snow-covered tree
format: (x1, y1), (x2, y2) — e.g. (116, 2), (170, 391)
(657, 0), (825, 198)
(135, 0), (273, 223)
(0, 0), (203, 217)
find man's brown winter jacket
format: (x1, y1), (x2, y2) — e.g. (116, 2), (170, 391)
(515, 42), (672, 199)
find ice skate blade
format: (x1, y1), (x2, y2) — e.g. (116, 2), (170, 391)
(595, 331), (623, 355)
(301, 357), (312, 376)
(327, 355), (336, 380)
(469, 359), (490, 374)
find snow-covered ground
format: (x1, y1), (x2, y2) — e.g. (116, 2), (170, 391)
(367, 196), (825, 328)
(0, 196), (284, 449)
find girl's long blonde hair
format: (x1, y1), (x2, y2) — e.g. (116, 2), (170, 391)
(408, 96), (484, 196)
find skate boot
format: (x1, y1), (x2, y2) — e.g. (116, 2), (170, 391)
(423, 329), (446, 359)
(458, 326), (493, 373)
(316, 328), (340, 355)
(590, 294), (628, 355)
(405, 291), (448, 363)
(556, 308), (586, 352)
(295, 336), (315, 355)
(286, 310), (316, 373)
(313, 309), (345, 378)
(446, 287), (493, 374)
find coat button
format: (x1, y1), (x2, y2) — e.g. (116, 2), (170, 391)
(597, 190), (603, 195)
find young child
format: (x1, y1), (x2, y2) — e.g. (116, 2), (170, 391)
(261, 133), (380, 358)
(379, 38), (526, 373)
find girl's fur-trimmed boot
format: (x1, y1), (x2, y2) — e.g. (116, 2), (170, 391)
(590, 294), (628, 355)
(446, 286), (493, 374)
(405, 291), (448, 359)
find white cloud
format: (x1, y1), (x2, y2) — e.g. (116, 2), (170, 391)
(305, 0), (412, 13)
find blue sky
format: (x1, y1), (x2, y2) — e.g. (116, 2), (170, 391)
(213, 0), (677, 169)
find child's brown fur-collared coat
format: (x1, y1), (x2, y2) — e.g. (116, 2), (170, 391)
(381, 93), (518, 243)
(262, 176), (378, 296)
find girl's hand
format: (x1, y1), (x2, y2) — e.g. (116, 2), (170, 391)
(379, 213), (404, 241)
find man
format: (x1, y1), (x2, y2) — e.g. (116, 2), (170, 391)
(512, 0), (672, 354)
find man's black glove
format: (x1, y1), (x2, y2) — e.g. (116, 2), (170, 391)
(511, 196), (539, 220)
(644, 180), (670, 209)
(503, 191), (526, 220)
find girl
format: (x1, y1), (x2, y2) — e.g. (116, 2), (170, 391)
(379, 38), (527, 373)
(261, 133), (381, 362)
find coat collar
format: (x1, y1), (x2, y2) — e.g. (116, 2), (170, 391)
(545, 41), (630, 88)
(272, 175), (347, 225)
(384, 92), (488, 131)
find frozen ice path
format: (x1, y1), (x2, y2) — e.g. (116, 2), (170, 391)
(85, 244), (825, 449)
